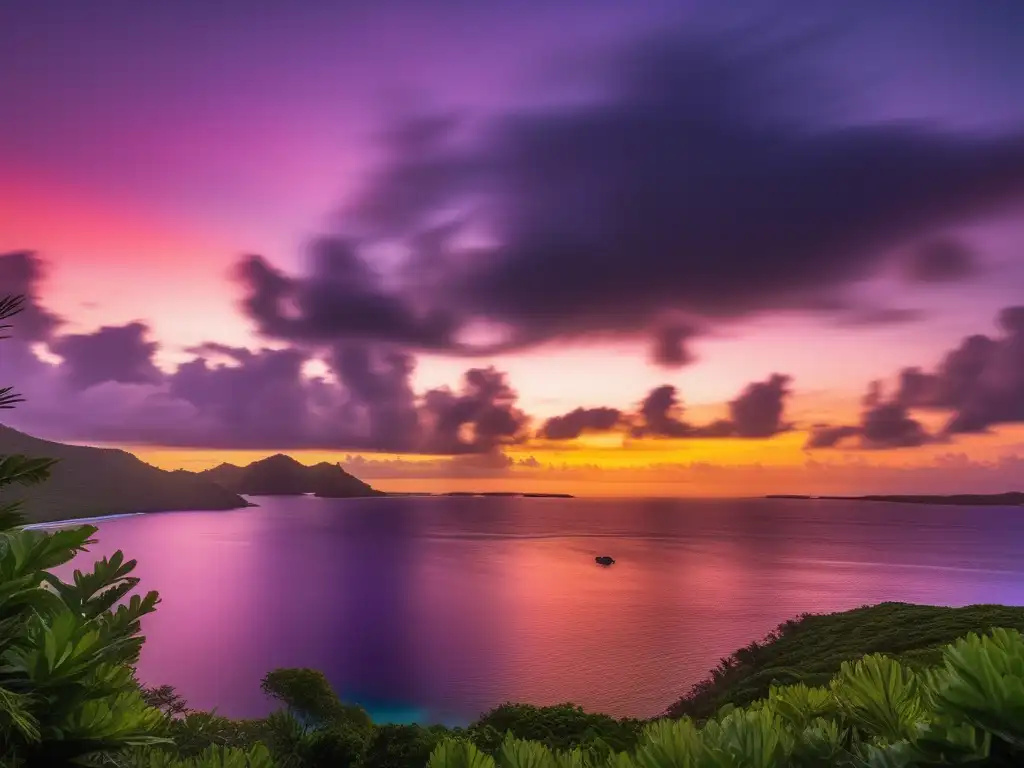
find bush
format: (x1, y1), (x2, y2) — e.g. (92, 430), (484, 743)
(0, 295), (263, 768)
(471, 703), (644, 755)
(362, 723), (448, 768)
(428, 628), (1024, 767)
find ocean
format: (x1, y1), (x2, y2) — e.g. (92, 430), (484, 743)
(53, 495), (1024, 723)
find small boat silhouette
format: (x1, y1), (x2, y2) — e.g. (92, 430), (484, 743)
(595, 555), (615, 566)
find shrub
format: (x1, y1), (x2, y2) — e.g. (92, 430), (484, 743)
(427, 629), (1024, 767)
(0, 294), (262, 768)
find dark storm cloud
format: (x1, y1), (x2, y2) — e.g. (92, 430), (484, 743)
(418, 367), (529, 454)
(637, 375), (793, 439)
(538, 374), (793, 441)
(836, 307), (928, 327)
(902, 239), (981, 283)
(235, 27), (1024, 365)
(160, 349), (529, 453)
(327, 345), (421, 452)
(50, 322), (162, 390)
(805, 380), (932, 450)
(634, 385), (691, 438)
(234, 242), (459, 350)
(3, 304), (530, 455)
(807, 305), (1024, 450)
(1, 254), (531, 453)
(804, 424), (860, 449)
(539, 407), (623, 440)
(895, 306), (1024, 434)
(652, 323), (699, 368)
(0, 252), (62, 341)
(727, 374), (792, 438)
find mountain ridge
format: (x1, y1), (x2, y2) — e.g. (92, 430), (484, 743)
(0, 425), (253, 523)
(195, 453), (383, 498)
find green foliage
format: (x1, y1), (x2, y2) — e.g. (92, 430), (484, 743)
(124, 742), (275, 768)
(0, 521), (169, 764)
(260, 667), (372, 729)
(141, 684), (191, 717)
(666, 602), (1024, 720)
(0, 294), (169, 766)
(426, 629), (1024, 768)
(158, 710), (265, 758)
(473, 703), (644, 755)
(926, 627), (1024, 749)
(830, 655), (928, 743)
(427, 740), (496, 768)
(363, 724), (448, 768)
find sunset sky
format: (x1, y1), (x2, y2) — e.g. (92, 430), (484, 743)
(3, 0), (1024, 496)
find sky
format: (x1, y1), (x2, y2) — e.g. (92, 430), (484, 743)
(2, 0), (1024, 496)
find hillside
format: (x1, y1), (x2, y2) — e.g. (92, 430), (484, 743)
(0, 425), (252, 524)
(665, 601), (1024, 719)
(197, 454), (383, 497)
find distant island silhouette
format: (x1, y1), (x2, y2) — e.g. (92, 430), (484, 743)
(0, 427), (574, 524)
(195, 454), (383, 498)
(389, 491), (575, 498)
(193, 455), (574, 498)
(766, 492), (1024, 506)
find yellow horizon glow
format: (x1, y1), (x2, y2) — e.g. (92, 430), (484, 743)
(104, 422), (1024, 499)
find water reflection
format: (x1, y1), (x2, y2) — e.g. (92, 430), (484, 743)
(53, 496), (1024, 721)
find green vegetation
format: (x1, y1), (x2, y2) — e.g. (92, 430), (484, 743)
(6, 292), (1024, 766)
(666, 601), (1024, 720)
(0, 425), (251, 525)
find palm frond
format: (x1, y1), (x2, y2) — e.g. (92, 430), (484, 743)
(0, 684), (40, 743)
(0, 455), (57, 489)
(0, 295), (25, 321)
(0, 501), (26, 530)
(0, 387), (24, 409)
(0, 295), (26, 339)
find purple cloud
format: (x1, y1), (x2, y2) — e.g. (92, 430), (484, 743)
(50, 322), (162, 390)
(539, 374), (793, 442)
(806, 381), (932, 450)
(902, 238), (981, 283)
(232, 27), (1024, 366)
(727, 374), (792, 438)
(539, 407), (623, 440)
(0, 252), (62, 342)
(897, 306), (1024, 434)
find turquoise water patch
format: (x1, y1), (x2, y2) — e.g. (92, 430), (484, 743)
(353, 700), (469, 728)
(362, 704), (426, 725)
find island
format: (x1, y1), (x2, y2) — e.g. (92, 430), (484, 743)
(196, 454), (383, 497)
(378, 491), (575, 498)
(0, 425), (252, 524)
(765, 492), (1024, 506)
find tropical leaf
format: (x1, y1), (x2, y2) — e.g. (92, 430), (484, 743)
(926, 629), (1024, 750)
(0, 684), (40, 742)
(428, 739), (498, 768)
(0, 386), (24, 409)
(0, 501), (26, 532)
(699, 706), (792, 768)
(830, 655), (928, 743)
(136, 742), (276, 768)
(498, 734), (558, 768)
(633, 718), (702, 768)
(790, 717), (850, 766)
(0, 295), (25, 326)
(0, 455), (57, 490)
(767, 683), (837, 730)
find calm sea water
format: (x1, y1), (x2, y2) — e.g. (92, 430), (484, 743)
(52, 496), (1024, 724)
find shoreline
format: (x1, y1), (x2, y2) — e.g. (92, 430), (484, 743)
(22, 511), (149, 530)
(765, 491), (1024, 506)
